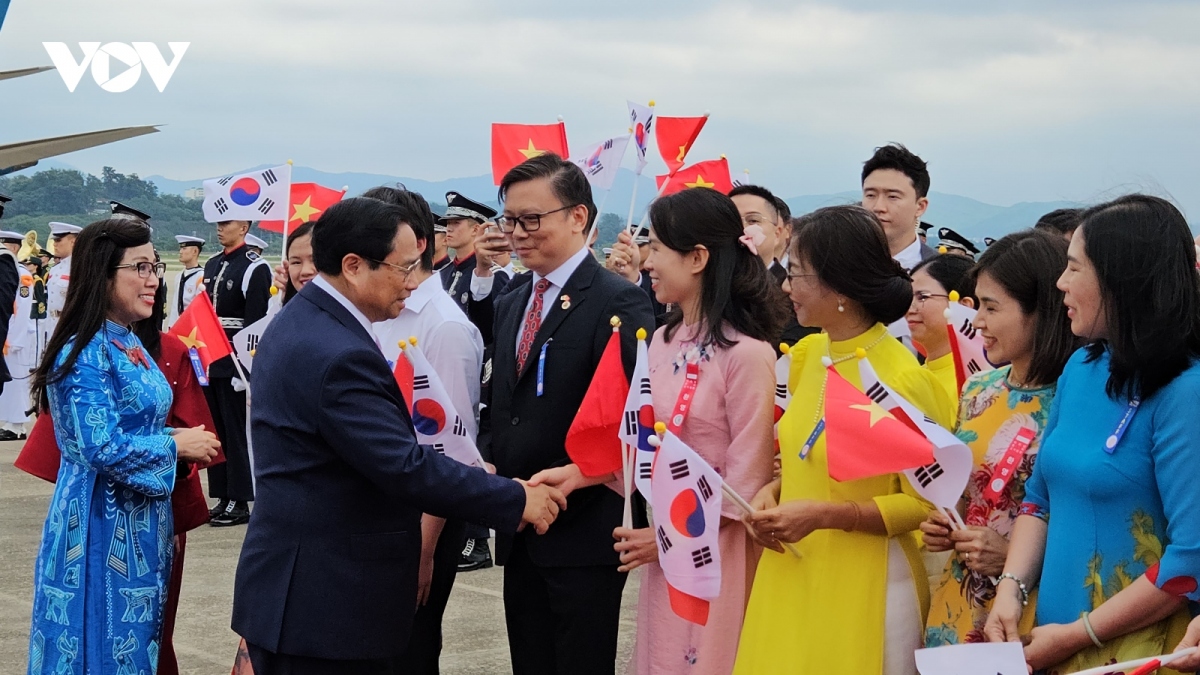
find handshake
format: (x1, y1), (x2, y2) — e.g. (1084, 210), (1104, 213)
(515, 479), (568, 534)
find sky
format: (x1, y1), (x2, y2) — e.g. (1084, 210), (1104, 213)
(3, 0), (1199, 214)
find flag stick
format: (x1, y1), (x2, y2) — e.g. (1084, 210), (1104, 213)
(720, 481), (801, 558)
(624, 178), (641, 234)
(281, 160), (294, 269)
(1066, 647), (1196, 675)
(229, 342), (252, 397)
(621, 442), (633, 529)
(628, 110), (709, 235)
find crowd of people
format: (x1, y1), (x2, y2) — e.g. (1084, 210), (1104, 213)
(10, 143), (1200, 675)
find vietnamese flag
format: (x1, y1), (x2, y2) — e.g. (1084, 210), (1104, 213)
(655, 158), (733, 197)
(822, 366), (934, 482)
(393, 348), (415, 413)
(656, 115), (708, 175)
(564, 326), (629, 477)
(167, 291), (233, 370)
(491, 122), (570, 185)
(257, 183), (346, 234)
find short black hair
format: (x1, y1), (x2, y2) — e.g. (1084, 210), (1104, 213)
(790, 206), (913, 325)
(311, 197), (415, 276)
(361, 185), (436, 272)
(773, 197), (791, 223)
(861, 143), (930, 198)
(1079, 195), (1200, 400)
(727, 184), (780, 219)
(1034, 208), (1082, 236)
(971, 230), (1078, 387)
(910, 254), (978, 306)
(498, 153), (597, 232)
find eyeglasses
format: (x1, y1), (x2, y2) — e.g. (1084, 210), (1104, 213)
(496, 204), (580, 233)
(114, 262), (167, 279)
(742, 215), (777, 229)
(367, 257), (421, 281)
(912, 291), (950, 305)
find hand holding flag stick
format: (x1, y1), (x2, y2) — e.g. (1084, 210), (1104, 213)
(1065, 647), (1197, 675)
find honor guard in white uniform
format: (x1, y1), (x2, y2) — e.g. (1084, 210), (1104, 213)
(244, 233), (267, 255)
(44, 220), (82, 345)
(0, 229), (34, 438)
(203, 219), (273, 526)
(167, 235), (207, 329)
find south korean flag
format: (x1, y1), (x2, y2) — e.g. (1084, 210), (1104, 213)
(773, 346), (792, 452)
(618, 332), (656, 499)
(649, 429), (723, 624)
(945, 301), (997, 390)
(857, 357), (972, 509)
(403, 341), (487, 470)
(202, 164), (291, 223)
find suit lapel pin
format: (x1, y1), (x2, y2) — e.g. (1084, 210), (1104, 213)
(560, 294), (571, 310)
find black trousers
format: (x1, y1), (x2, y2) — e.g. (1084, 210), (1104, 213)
(204, 376), (254, 501)
(247, 642), (395, 675)
(398, 519), (467, 674)
(502, 538), (627, 675)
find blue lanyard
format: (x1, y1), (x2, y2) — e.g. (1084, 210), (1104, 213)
(187, 346), (209, 386)
(536, 339), (551, 397)
(1104, 397), (1140, 454)
(800, 419), (825, 460)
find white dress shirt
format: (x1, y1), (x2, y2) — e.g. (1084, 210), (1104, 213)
(374, 273), (484, 439)
(893, 236), (923, 272)
(311, 275), (380, 352)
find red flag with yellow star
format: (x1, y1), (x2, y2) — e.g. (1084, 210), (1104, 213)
(167, 291), (233, 371)
(491, 122), (570, 185)
(822, 365), (934, 482)
(655, 158), (733, 197)
(257, 183), (346, 234)
(656, 115), (708, 174)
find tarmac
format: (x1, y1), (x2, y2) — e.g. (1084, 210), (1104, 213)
(0, 442), (640, 674)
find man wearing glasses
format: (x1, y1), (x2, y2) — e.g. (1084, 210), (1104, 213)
(475, 153), (654, 675)
(202, 218), (273, 526)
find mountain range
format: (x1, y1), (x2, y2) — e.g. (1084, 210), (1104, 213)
(29, 160), (1078, 243)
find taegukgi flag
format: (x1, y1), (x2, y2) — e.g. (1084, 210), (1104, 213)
(627, 101), (655, 175)
(402, 340), (487, 470)
(202, 164), (291, 223)
(572, 135), (630, 191)
(618, 330), (656, 499)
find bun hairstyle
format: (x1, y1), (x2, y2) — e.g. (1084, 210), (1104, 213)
(790, 205), (913, 325)
(650, 188), (788, 348)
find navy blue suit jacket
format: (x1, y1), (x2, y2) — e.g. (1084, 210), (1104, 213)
(231, 282), (526, 661)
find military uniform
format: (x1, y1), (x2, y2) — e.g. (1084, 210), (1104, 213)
(167, 235), (207, 329)
(202, 242), (272, 508)
(44, 221), (82, 345)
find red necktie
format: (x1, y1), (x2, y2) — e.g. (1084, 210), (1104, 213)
(516, 278), (551, 372)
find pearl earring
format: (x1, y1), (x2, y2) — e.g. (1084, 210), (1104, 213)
(837, 300), (845, 313)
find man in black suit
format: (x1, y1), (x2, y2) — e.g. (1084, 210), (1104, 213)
(232, 197), (567, 674)
(473, 154), (655, 674)
(860, 143), (938, 272)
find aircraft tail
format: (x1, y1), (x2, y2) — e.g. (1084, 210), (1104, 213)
(0, 0), (10, 34)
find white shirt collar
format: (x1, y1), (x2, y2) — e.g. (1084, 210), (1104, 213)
(534, 244), (591, 290)
(312, 274), (377, 346)
(401, 273), (441, 314)
(893, 237), (922, 272)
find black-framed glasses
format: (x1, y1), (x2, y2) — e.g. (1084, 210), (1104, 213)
(368, 258), (420, 281)
(113, 262), (167, 279)
(912, 291), (950, 305)
(496, 204), (580, 233)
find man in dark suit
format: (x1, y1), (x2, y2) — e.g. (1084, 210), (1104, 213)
(473, 154), (655, 675)
(860, 142), (939, 271)
(232, 197), (566, 674)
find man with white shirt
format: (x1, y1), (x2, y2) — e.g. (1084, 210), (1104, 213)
(364, 186), (486, 673)
(44, 220), (81, 345)
(861, 143), (937, 272)
(476, 153), (654, 675)
(167, 235), (206, 329)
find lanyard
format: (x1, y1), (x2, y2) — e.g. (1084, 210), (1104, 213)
(187, 347), (209, 386)
(1105, 397), (1140, 454)
(982, 425), (1036, 505)
(800, 419), (825, 460)
(667, 361), (700, 433)
(536, 339), (551, 397)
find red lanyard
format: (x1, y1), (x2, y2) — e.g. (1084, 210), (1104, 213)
(982, 425), (1036, 505)
(667, 361), (700, 433)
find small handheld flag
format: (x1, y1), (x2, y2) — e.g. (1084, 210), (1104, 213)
(773, 344), (791, 452)
(655, 158), (733, 197)
(401, 338), (486, 469)
(257, 182), (346, 234)
(565, 318), (629, 477)
(655, 114), (708, 175)
(572, 136), (630, 191)
(167, 291), (233, 385)
(944, 294), (995, 393)
(491, 121), (570, 185)
(618, 328), (655, 498)
(202, 164), (292, 223)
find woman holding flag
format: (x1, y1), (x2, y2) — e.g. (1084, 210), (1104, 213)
(610, 188), (784, 674)
(921, 229), (1076, 648)
(735, 206), (955, 675)
(985, 196), (1200, 673)
(905, 254), (977, 407)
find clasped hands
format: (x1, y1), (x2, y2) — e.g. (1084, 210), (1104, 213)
(172, 425), (220, 467)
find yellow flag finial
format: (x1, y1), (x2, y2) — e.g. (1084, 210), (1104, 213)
(855, 347), (867, 359)
(779, 342), (789, 354)
(938, 245), (948, 254)
(408, 336), (418, 346)
(648, 99), (656, 107)
(948, 290), (960, 302)
(610, 315), (621, 328)
(397, 340), (406, 350)
(269, 285), (279, 297)
(636, 327), (647, 340)
(287, 158), (294, 165)
(654, 421), (667, 435)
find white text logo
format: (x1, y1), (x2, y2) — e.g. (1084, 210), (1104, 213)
(42, 42), (189, 93)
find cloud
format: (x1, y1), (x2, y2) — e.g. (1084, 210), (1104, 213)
(2, 0), (1198, 217)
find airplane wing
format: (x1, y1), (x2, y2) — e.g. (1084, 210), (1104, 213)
(0, 65), (54, 81)
(0, 126), (160, 175)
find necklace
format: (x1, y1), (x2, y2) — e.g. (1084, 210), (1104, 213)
(800, 329), (890, 459)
